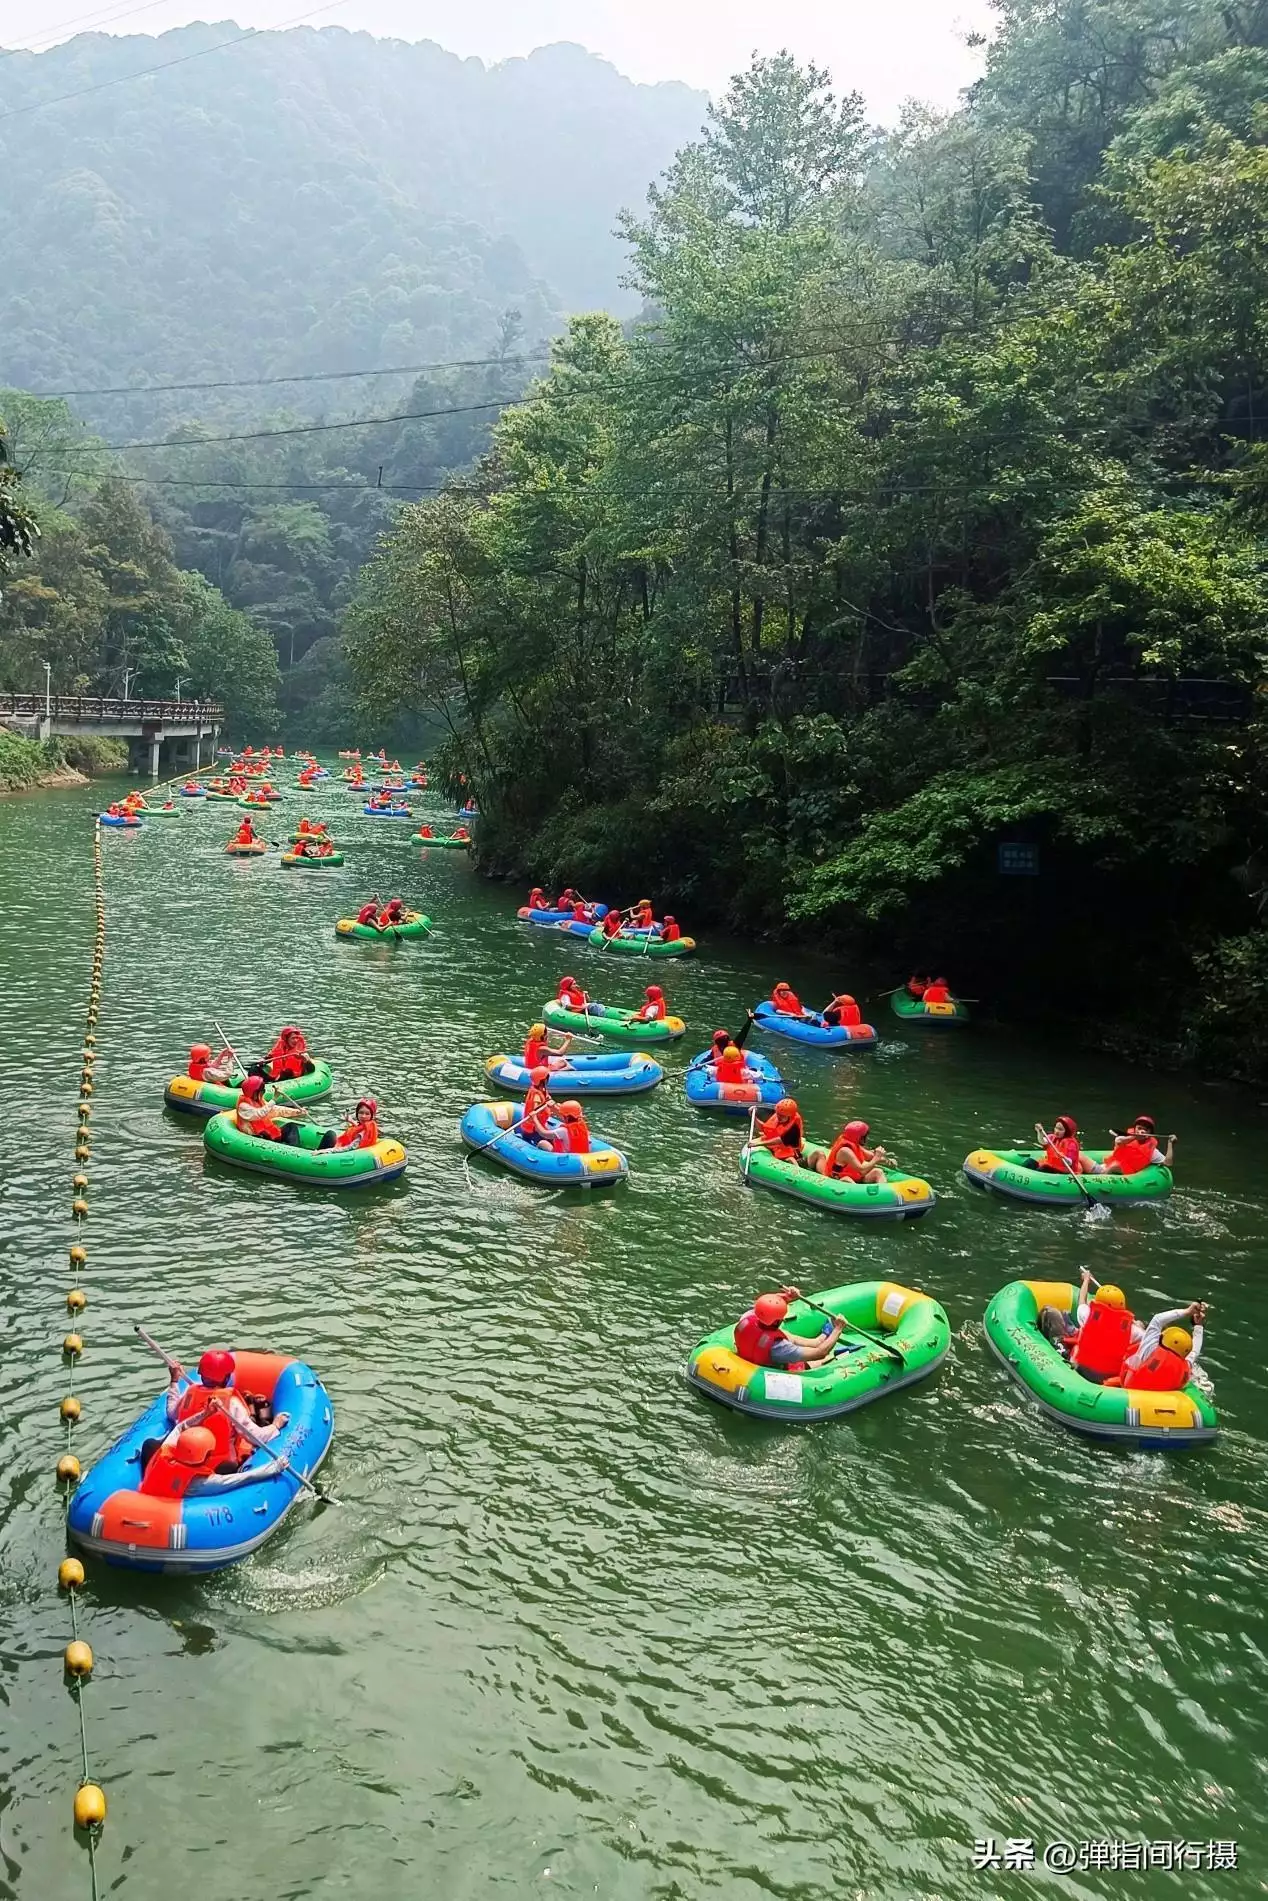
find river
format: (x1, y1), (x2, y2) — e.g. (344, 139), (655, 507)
(1, 774), (1265, 1900)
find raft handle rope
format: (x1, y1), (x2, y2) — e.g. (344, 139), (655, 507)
(57, 816), (108, 1895)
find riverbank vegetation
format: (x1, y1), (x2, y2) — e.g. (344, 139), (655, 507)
(347, 2), (1268, 1079)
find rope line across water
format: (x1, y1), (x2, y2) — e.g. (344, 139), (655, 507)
(56, 814), (109, 1893)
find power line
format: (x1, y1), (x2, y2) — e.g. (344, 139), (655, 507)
(0, 0), (350, 122)
(25, 351), (551, 400)
(1, 0), (179, 61)
(54, 397), (513, 455)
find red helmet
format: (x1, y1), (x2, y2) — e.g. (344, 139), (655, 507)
(842, 1119), (870, 1142)
(776, 1097), (798, 1117)
(356, 1097), (378, 1117)
(774, 981), (792, 995)
(561, 976), (578, 988)
(711, 1028), (729, 1046)
(279, 1024), (300, 1039)
(530, 1066), (550, 1085)
(664, 914), (676, 923)
(240, 1074), (265, 1098)
(836, 993), (855, 1006)
(754, 1293), (789, 1326)
(1134, 1113), (1156, 1130)
(190, 1042), (212, 1060)
(174, 1425), (217, 1466)
(198, 1348), (235, 1386)
(1054, 1114), (1078, 1136)
(646, 985), (663, 999)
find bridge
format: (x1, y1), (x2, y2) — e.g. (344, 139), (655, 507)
(0, 693), (224, 777)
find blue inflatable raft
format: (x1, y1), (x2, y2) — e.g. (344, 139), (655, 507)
(99, 812), (142, 828)
(484, 1050), (663, 1096)
(362, 804), (413, 818)
(460, 1100), (629, 1186)
(517, 903), (609, 927)
(66, 1352), (333, 1575)
(752, 1000), (878, 1049)
(684, 1048), (785, 1114)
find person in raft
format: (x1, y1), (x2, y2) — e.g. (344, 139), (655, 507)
(377, 898), (407, 927)
(629, 984), (668, 1023)
(770, 980), (812, 1019)
(187, 1041), (237, 1086)
(922, 976), (953, 1004)
(557, 974), (589, 1013)
(416, 823), (435, 839)
(661, 915), (682, 943)
(601, 908), (624, 940)
(822, 992), (862, 1029)
(734, 1288), (845, 1370)
(138, 1349), (289, 1487)
(333, 1096), (381, 1150)
(1038, 1271), (1139, 1383)
(453, 825), (471, 841)
(248, 1026), (314, 1082)
(1034, 1114), (1092, 1173)
(528, 886), (548, 910)
(233, 817), (257, 846)
(712, 1042), (757, 1084)
(814, 1118), (893, 1182)
(1095, 1114), (1176, 1174)
(519, 1068), (558, 1147)
(1105, 1301), (1209, 1392)
(551, 1099), (592, 1154)
(524, 1021), (574, 1070)
(629, 898), (656, 930)
(906, 973), (931, 998)
(756, 1098), (811, 1167)
(692, 1023), (755, 1070)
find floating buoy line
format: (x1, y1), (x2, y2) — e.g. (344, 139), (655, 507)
(56, 814), (108, 1894)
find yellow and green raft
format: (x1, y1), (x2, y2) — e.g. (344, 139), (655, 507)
(686, 1281), (950, 1422)
(984, 1279), (1217, 1447)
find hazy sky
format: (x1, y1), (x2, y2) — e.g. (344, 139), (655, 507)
(8, 0), (994, 121)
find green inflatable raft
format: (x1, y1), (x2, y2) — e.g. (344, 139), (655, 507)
(585, 926), (696, 958)
(984, 1279), (1217, 1447)
(412, 832), (469, 848)
(164, 1060), (335, 1119)
(542, 999), (686, 1044)
(890, 992), (970, 1026)
(686, 1281), (950, 1423)
(202, 1111), (407, 1187)
(281, 850), (345, 868)
(740, 1144), (936, 1219)
(335, 912), (432, 941)
(963, 1148), (1172, 1205)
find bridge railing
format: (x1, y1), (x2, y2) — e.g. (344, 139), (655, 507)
(0, 693), (224, 723)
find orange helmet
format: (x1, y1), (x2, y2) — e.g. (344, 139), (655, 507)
(754, 1294), (789, 1326)
(558, 1100), (584, 1121)
(174, 1426), (217, 1466)
(530, 1066), (550, 1085)
(775, 1097), (798, 1118)
(190, 1042), (211, 1060)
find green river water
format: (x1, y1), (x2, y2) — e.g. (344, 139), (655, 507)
(2, 774), (1267, 1901)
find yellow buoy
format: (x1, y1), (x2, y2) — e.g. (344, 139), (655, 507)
(72, 1173), (89, 1192)
(79, 1082), (93, 1099)
(58, 1557), (85, 1590)
(73, 1784), (106, 1830)
(64, 1640), (93, 1677)
(57, 1453), (82, 1482)
(69, 1244), (87, 1267)
(72, 1198), (89, 1219)
(63, 1333), (84, 1358)
(67, 1288), (87, 1312)
(84, 1032), (96, 1048)
(60, 1396), (81, 1422)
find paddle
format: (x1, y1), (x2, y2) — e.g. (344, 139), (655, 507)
(469, 1100), (554, 1157)
(742, 1103), (758, 1180)
(1034, 1123), (1109, 1218)
(791, 1295), (906, 1368)
(208, 1398), (340, 1506)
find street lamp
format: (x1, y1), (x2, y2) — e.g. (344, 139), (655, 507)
(122, 667), (135, 702)
(44, 659), (51, 722)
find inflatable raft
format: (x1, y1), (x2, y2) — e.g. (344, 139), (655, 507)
(984, 1279), (1217, 1447)
(289, 827), (332, 844)
(686, 1281), (950, 1423)
(144, 804), (182, 819)
(740, 1144), (936, 1219)
(684, 1049), (785, 1114)
(203, 1112), (407, 1187)
(752, 1000), (877, 1048)
(586, 926), (696, 958)
(460, 1099), (629, 1185)
(362, 804), (412, 818)
(542, 999), (685, 1044)
(963, 1148), (1173, 1205)
(413, 833), (470, 848)
(164, 1060), (334, 1120)
(335, 912), (432, 941)
(518, 903), (608, 926)
(99, 812), (141, 828)
(66, 1352), (334, 1573)
(281, 849), (345, 868)
(890, 992), (970, 1026)
(484, 1050), (663, 1097)
(225, 839), (269, 856)
(178, 785), (206, 798)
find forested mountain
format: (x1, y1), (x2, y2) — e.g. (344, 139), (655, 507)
(348, 12), (1268, 1078)
(0, 27), (706, 410)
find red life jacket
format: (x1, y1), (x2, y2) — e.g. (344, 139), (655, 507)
(761, 1111), (804, 1160)
(733, 1311), (806, 1371)
(923, 983), (951, 1004)
(138, 1438), (219, 1497)
(175, 1386), (250, 1463)
(1123, 1344), (1189, 1391)
(521, 1087), (552, 1135)
(824, 997), (861, 1027)
(237, 1102), (283, 1141)
(270, 1052), (306, 1080)
(772, 988), (803, 1015)
(715, 1055), (748, 1084)
(662, 921), (681, 942)
(560, 1119), (590, 1154)
(335, 1118), (378, 1150)
(1038, 1134), (1082, 1172)
(357, 904), (378, 925)
(523, 1037), (549, 1068)
(1070, 1303), (1134, 1379)
(636, 999), (667, 1021)
(188, 1053), (209, 1081)
(572, 903), (589, 921)
(824, 1136), (867, 1182)
(602, 912), (621, 937)
(1113, 1136), (1158, 1176)
(559, 986), (586, 1011)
